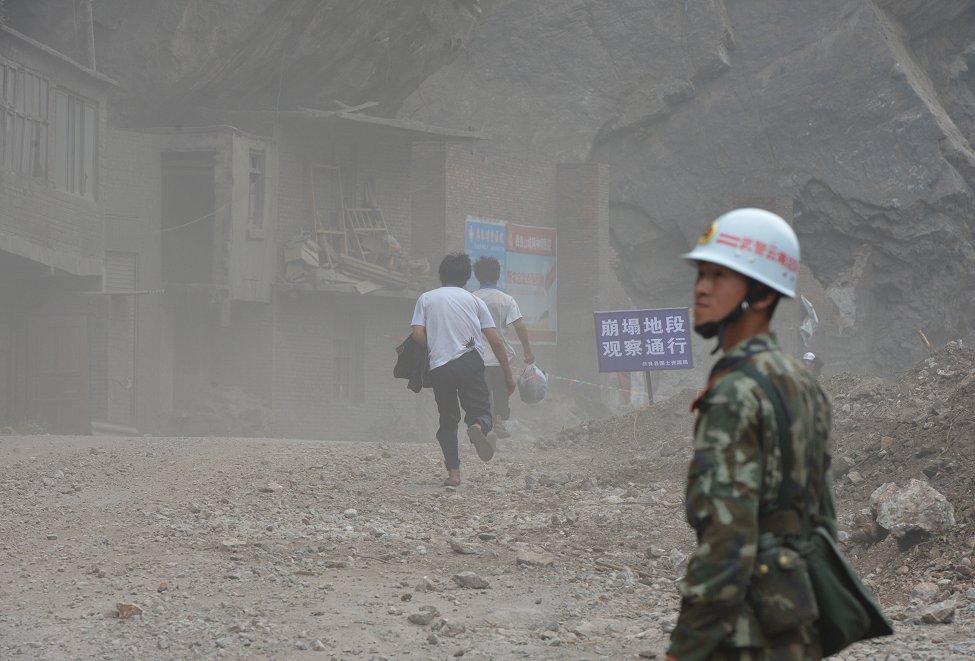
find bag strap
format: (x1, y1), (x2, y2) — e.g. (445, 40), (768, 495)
(738, 365), (803, 528)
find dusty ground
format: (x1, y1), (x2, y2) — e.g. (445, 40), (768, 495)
(2, 344), (974, 660)
(0, 432), (689, 660)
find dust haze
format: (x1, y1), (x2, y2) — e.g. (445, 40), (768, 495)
(1, 1), (974, 659)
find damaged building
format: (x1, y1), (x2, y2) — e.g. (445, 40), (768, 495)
(1, 26), (619, 439)
(0, 25), (122, 434)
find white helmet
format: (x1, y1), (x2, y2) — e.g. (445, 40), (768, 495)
(682, 208), (800, 297)
(802, 352), (816, 361)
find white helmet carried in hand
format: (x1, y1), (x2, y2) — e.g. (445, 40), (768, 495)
(517, 364), (548, 404)
(802, 352), (816, 362)
(682, 208), (800, 298)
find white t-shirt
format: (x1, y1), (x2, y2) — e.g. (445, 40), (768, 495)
(411, 286), (496, 370)
(473, 287), (522, 367)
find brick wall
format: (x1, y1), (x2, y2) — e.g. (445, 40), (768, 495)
(410, 142), (447, 266)
(444, 144), (559, 252)
(555, 163), (618, 386)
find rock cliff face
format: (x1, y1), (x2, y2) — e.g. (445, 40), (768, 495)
(400, 0), (975, 373)
(9, 0), (975, 373)
(7, 0), (481, 124)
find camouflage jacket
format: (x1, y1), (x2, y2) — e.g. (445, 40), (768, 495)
(667, 333), (836, 661)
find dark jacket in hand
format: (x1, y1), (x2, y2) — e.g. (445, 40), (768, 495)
(393, 335), (430, 393)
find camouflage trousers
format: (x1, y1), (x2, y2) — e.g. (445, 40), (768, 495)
(711, 640), (822, 661)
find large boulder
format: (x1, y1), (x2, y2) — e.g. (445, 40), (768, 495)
(870, 478), (956, 546)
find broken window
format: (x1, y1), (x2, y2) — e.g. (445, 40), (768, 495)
(54, 89), (96, 198)
(0, 59), (48, 178)
(310, 163), (348, 265)
(248, 150), (264, 230)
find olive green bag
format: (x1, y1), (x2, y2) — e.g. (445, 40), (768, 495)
(747, 535), (819, 635)
(795, 526), (892, 656)
(741, 366), (893, 656)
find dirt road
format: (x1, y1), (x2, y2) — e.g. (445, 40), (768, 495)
(1, 430), (973, 660)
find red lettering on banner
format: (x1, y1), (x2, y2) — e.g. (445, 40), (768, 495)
(507, 271), (545, 287)
(508, 224), (557, 255)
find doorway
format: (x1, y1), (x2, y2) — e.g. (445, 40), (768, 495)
(162, 151), (215, 284)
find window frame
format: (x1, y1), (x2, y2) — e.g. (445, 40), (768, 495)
(0, 58), (49, 179)
(53, 87), (97, 199)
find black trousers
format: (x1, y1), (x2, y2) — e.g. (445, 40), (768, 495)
(483, 365), (510, 421)
(428, 350), (493, 470)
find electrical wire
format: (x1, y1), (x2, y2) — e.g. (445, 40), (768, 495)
(112, 180), (251, 236)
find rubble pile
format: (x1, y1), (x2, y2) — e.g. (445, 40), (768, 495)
(543, 341), (975, 614)
(823, 341), (975, 610)
(824, 341), (975, 521)
(282, 231), (431, 292)
(537, 387), (697, 488)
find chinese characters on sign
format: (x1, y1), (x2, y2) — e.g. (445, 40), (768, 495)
(593, 308), (693, 373)
(465, 218), (507, 290)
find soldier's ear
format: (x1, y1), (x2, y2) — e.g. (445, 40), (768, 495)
(751, 290), (775, 309)
(747, 285), (779, 318)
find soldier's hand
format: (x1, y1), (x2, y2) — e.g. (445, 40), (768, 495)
(506, 373), (517, 396)
(524, 350), (535, 364)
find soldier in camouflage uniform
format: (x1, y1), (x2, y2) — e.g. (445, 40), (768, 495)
(666, 209), (836, 661)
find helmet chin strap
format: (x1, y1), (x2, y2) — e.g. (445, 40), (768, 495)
(693, 283), (769, 354)
(694, 299), (750, 354)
